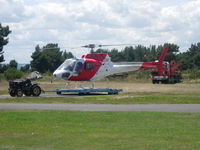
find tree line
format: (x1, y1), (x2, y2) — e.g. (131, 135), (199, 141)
(92, 43), (200, 71)
(28, 42), (200, 72)
(1, 41), (200, 74)
(1, 23), (200, 80)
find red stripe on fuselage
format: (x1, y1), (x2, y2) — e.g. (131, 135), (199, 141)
(68, 53), (107, 81)
(82, 53), (107, 61)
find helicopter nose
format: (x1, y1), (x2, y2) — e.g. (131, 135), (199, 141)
(53, 70), (63, 79)
(53, 71), (58, 78)
(53, 72), (56, 77)
(62, 72), (70, 78)
(53, 70), (71, 80)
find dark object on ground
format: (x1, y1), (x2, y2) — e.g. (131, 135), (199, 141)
(8, 79), (41, 97)
(151, 60), (182, 84)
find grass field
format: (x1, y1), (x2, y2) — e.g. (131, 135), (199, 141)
(0, 111), (200, 150)
(1, 80), (200, 150)
(1, 94), (200, 104)
(1, 81), (200, 104)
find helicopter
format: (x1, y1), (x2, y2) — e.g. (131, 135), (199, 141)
(53, 44), (169, 83)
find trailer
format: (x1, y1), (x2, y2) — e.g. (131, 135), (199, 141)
(44, 88), (122, 95)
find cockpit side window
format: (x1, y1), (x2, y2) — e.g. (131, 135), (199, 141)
(64, 62), (75, 71)
(85, 62), (93, 70)
(75, 62), (83, 72)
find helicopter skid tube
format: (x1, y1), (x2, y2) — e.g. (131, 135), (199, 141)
(44, 88), (122, 95)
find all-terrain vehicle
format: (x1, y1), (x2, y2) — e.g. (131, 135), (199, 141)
(8, 71), (42, 97)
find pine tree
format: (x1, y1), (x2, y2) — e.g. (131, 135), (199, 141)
(0, 23), (11, 63)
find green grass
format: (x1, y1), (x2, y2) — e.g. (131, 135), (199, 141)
(2, 80), (200, 104)
(1, 94), (200, 104)
(0, 111), (200, 150)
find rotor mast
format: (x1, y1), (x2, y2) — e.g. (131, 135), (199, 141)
(82, 44), (96, 53)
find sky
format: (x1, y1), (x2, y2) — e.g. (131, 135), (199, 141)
(1, 0), (200, 63)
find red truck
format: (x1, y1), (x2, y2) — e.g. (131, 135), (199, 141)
(151, 60), (182, 84)
(140, 47), (182, 84)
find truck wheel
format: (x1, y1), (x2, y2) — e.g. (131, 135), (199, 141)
(16, 90), (23, 97)
(32, 86), (41, 96)
(9, 90), (16, 97)
(152, 80), (159, 84)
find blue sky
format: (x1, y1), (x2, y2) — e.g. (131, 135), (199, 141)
(1, 0), (200, 63)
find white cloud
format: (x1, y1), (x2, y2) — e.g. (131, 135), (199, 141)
(1, 0), (200, 63)
(0, 0), (26, 22)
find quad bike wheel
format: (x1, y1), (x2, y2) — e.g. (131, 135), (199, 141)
(9, 89), (16, 97)
(32, 85), (41, 96)
(16, 90), (23, 97)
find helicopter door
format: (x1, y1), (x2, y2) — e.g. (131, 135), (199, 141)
(73, 61), (83, 76)
(84, 62), (93, 70)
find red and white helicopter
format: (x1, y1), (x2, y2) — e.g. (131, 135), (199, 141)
(53, 44), (168, 82)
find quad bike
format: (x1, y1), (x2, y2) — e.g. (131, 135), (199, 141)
(8, 71), (42, 97)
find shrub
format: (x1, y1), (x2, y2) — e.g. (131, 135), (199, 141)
(4, 68), (23, 80)
(182, 70), (200, 80)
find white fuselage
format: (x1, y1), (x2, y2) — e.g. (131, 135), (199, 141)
(91, 55), (143, 81)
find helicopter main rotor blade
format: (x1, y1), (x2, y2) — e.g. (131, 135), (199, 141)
(98, 44), (137, 47)
(41, 43), (139, 50)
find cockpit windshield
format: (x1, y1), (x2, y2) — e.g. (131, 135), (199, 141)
(57, 59), (76, 71)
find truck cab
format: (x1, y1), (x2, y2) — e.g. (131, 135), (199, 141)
(151, 61), (182, 84)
